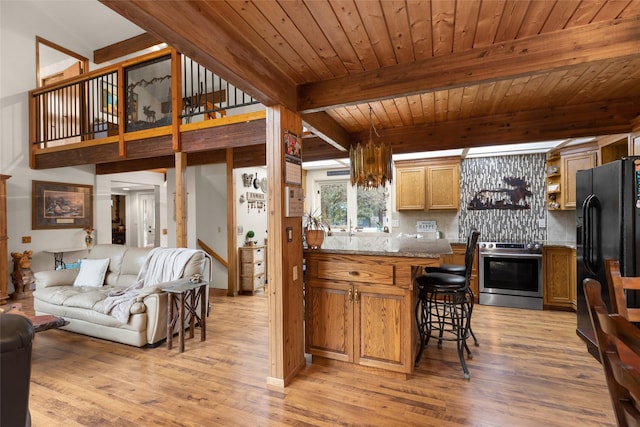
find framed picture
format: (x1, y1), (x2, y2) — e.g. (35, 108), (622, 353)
(102, 82), (117, 115)
(32, 180), (93, 229)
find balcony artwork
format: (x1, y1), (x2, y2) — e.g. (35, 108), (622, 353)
(125, 55), (172, 133)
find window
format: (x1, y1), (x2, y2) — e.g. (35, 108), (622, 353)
(315, 176), (390, 232)
(356, 186), (388, 229)
(320, 182), (347, 228)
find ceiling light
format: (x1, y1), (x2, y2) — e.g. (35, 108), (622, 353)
(349, 106), (393, 189)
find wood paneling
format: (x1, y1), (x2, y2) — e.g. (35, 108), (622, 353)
(99, 1), (640, 160)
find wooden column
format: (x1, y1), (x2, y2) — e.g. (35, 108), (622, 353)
(0, 175), (9, 303)
(175, 152), (187, 248)
(226, 148), (238, 296)
(266, 106), (305, 388)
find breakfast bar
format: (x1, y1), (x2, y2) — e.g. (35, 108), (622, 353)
(303, 236), (452, 375)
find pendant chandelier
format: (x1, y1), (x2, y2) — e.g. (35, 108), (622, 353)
(350, 106), (393, 189)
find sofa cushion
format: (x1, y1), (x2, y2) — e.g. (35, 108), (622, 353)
(35, 269), (79, 288)
(87, 245), (127, 286)
(73, 258), (110, 287)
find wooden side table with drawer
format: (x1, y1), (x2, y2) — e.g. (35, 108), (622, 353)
(239, 245), (266, 295)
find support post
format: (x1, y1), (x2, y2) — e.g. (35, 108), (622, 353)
(266, 105), (305, 388)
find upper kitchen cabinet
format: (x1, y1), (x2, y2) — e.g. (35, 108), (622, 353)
(598, 134), (631, 165)
(546, 145), (597, 210)
(562, 151), (597, 209)
(395, 166), (425, 210)
(395, 157), (460, 211)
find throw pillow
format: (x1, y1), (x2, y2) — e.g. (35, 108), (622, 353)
(73, 258), (110, 287)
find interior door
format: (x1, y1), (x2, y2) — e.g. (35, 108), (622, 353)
(139, 193), (156, 248)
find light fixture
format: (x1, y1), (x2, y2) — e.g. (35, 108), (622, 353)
(350, 106), (393, 189)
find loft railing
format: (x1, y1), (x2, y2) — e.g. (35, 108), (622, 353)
(181, 55), (258, 123)
(30, 48), (260, 149)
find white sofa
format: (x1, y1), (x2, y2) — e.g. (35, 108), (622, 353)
(33, 244), (207, 347)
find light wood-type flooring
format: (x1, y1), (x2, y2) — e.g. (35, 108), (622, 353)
(13, 290), (614, 426)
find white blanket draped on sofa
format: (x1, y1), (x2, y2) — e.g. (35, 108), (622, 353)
(102, 247), (199, 322)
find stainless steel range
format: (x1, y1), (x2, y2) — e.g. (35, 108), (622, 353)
(478, 241), (543, 310)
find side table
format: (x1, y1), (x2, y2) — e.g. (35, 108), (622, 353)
(161, 279), (208, 353)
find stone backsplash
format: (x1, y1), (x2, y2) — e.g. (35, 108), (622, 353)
(458, 154), (546, 242)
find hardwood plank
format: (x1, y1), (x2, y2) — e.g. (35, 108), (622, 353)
(11, 289), (615, 426)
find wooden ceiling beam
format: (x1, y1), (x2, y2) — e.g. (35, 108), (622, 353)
(100, 0), (297, 111)
(340, 98), (639, 159)
(93, 33), (160, 64)
(298, 17), (640, 112)
(301, 112), (350, 152)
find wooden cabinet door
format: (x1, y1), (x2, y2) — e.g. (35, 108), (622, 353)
(396, 167), (425, 210)
(543, 247), (576, 310)
(305, 279), (353, 362)
(354, 284), (411, 373)
(426, 163), (460, 210)
(562, 152), (596, 209)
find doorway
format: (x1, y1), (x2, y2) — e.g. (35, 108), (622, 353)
(139, 192), (157, 248)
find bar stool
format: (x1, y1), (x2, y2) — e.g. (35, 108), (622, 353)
(414, 229), (480, 379)
(424, 229), (480, 346)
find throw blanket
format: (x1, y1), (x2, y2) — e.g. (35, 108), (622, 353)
(102, 247), (199, 323)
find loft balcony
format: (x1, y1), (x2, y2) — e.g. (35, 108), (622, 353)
(29, 48), (266, 173)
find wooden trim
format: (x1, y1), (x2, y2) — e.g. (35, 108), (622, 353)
(36, 36), (89, 88)
(197, 239), (228, 269)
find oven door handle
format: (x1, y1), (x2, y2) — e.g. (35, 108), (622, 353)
(480, 253), (542, 259)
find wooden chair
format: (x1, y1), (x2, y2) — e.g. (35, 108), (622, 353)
(606, 259), (640, 322)
(584, 278), (640, 427)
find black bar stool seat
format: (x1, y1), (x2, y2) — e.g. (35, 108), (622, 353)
(425, 264), (466, 275)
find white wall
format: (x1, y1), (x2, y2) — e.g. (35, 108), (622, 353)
(234, 167), (268, 247)
(1, 2), (99, 268)
(195, 164), (228, 289)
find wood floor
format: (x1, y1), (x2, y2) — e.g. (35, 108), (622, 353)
(13, 290), (614, 426)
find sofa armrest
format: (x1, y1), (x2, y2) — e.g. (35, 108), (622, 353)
(135, 286), (162, 302)
(34, 269), (79, 289)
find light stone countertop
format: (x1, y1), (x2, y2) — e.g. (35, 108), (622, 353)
(305, 234), (452, 258)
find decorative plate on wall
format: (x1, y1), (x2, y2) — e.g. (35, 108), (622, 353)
(260, 178), (267, 194)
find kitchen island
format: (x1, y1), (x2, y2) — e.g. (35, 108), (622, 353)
(304, 235), (452, 375)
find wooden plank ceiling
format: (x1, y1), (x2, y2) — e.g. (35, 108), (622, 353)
(101, 0), (640, 161)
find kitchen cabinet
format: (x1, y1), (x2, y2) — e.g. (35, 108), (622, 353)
(396, 167), (425, 210)
(239, 245), (266, 294)
(395, 158), (460, 211)
(562, 151), (597, 209)
(439, 243), (479, 302)
(304, 251), (436, 374)
(545, 149), (596, 210)
(543, 246), (576, 311)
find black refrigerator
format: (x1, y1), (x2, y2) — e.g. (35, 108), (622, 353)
(576, 157), (640, 358)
